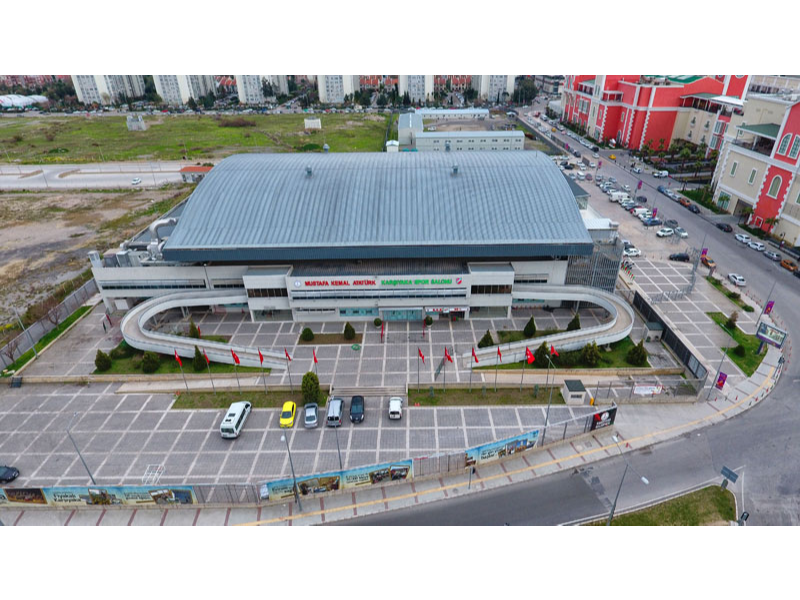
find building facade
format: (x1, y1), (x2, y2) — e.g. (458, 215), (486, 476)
(398, 75), (433, 103)
(711, 93), (800, 245)
(72, 75), (146, 105)
(317, 75), (359, 104)
(154, 75), (216, 106)
(414, 108), (489, 120)
(560, 75), (751, 151)
(472, 75), (516, 102)
(413, 131), (525, 152)
(534, 75), (564, 96)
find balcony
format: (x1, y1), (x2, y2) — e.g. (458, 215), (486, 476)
(732, 122), (780, 157)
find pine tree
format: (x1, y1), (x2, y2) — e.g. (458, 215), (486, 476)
(343, 322), (356, 340)
(626, 339), (648, 367)
(567, 313), (581, 331)
(94, 349), (112, 372)
(478, 330), (494, 348)
(193, 345), (205, 372)
(188, 318), (199, 339)
(523, 316), (537, 338)
(301, 371), (321, 404)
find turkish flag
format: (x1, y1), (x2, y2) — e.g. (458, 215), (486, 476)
(174, 349), (182, 367)
(497, 347), (502, 362)
(313, 348), (318, 364)
(526, 347), (535, 364)
(231, 348), (240, 365)
(202, 349), (210, 365)
(551, 345), (559, 357)
(445, 347), (453, 363)
(197, 327), (201, 338)
(418, 348), (425, 364)
(284, 348), (292, 362)
(472, 347), (479, 364)
(258, 348), (264, 365)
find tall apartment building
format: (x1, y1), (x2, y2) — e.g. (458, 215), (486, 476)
(472, 75), (516, 102)
(154, 75), (216, 106)
(398, 75), (433, 103)
(534, 75), (564, 95)
(711, 92), (800, 245)
(235, 75), (289, 105)
(317, 75), (359, 104)
(71, 75), (146, 104)
(561, 75), (751, 152)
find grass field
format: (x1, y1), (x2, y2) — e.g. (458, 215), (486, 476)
(407, 387), (564, 406)
(478, 337), (646, 371)
(172, 389), (329, 410)
(706, 276), (755, 312)
(0, 113), (390, 163)
(297, 333), (363, 346)
(707, 312), (765, 377)
(589, 486), (736, 526)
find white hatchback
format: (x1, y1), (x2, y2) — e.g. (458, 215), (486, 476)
(747, 241), (766, 251)
(656, 228), (674, 237)
(734, 233), (751, 244)
(728, 273), (747, 287)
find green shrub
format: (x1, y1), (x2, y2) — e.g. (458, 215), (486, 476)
(131, 355), (142, 371)
(301, 327), (315, 341)
(534, 341), (549, 366)
(733, 344), (746, 358)
(94, 349), (112, 372)
(374, 318), (382, 327)
(727, 292), (741, 301)
(343, 322), (356, 340)
(523, 316), (537, 338)
(425, 315), (433, 326)
(567, 313), (581, 331)
(193, 346), (205, 372)
(478, 330), (494, 348)
(581, 342), (601, 367)
(142, 351), (160, 373)
(301, 371), (321, 404)
(626, 339), (648, 367)
(725, 311), (738, 331)
(743, 305), (754, 313)
(556, 350), (579, 368)
(188, 318), (200, 339)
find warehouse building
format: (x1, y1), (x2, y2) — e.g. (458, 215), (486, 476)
(90, 152), (622, 322)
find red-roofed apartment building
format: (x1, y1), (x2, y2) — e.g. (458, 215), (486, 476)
(561, 75), (750, 153)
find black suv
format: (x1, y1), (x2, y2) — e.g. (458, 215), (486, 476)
(349, 395), (365, 423)
(669, 253), (691, 262)
(716, 223), (733, 232)
(0, 465), (19, 484)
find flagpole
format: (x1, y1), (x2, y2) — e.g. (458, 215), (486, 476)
(286, 354), (293, 394)
(417, 352), (420, 393)
(520, 353), (526, 392)
(314, 348), (318, 378)
(179, 360), (189, 393)
(206, 356), (216, 395)
(469, 361), (473, 393)
(234, 362), (242, 395)
(544, 355), (554, 444)
(260, 348), (268, 395)
(494, 356), (498, 392)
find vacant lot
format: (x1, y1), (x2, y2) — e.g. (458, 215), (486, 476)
(0, 113), (389, 163)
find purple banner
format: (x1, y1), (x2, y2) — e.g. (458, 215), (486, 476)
(701, 247), (708, 257)
(715, 372), (727, 390)
(652, 208), (658, 217)
(765, 300), (775, 315)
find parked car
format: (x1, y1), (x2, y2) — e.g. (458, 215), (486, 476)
(716, 223), (733, 232)
(735, 233), (751, 244)
(0, 465), (19, 484)
(669, 253), (691, 262)
(688, 204), (701, 214)
(679, 198), (691, 207)
(728, 273), (747, 287)
(131, 177), (142, 185)
(674, 227), (688, 238)
(279, 401), (297, 428)
(643, 217), (663, 227)
(780, 258), (799, 272)
(388, 397), (403, 420)
(764, 250), (782, 261)
(304, 403), (319, 428)
(585, 174), (593, 181)
(657, 185), (668, 195)
(636, 195), (648, 203)
(609, 154), (617, 160)
(623, 247), (642, 257)
(665, 219), (679, 229)
(701, 255), (716, 268)
(747, 241), (766, 252)
(349, 395), (365, 423)
(633, 166), (642, 174)
(608, 176), (617, 183)
(656, 227), (674, 237)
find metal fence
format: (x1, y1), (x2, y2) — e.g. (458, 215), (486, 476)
(193, 483), (262, 505)
(590, 379), (703, 403)
(1, 279), (99, 370)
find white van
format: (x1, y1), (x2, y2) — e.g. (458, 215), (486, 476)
(653, 170), (669, 178)
(388, 397), (403, 420)
(220, 401), (252, 439)
(610, 191), (630, 203)
(326, 397), (345, 427)
(632, 207), (649, 218)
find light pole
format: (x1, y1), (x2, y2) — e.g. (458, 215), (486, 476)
(66, 412), (96, 485)
(542, 353), (556, 444)
(280, 434), (302, 512)
(334, 423), (343, 470)
(607, 435), (649, 526)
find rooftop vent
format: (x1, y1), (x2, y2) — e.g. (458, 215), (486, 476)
(452, 164), (459, 175)
(306, 166), (312, 176)
(323, 143), (330, 153)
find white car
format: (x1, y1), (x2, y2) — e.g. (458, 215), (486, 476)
(734, 233), (751, 244)
(747, 241), (766, 251)
(623, 247), (642, 257)
(131, 177), (142, 185)
(674, 227), (688, 238)
(656, 227), (674, 237)
(633, 166), (642, 174)
(592, 152), (600, 158)
(728, 273), (747, 287)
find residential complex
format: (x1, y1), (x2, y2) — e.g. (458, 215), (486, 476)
(317, 75), (359, 104)
(153, 75), (216, 106)
(235, 75), (289, 105)
(560, 75), (751, 152)
(534, 75), (564, 96)
(71, 75), (146, 104)
(711, 92), (800, 245)
(472, 75), (516, 102)
(398, 75), (434, 103)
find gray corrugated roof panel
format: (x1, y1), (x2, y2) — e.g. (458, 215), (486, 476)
(398, 113), (423, 131)
(291, 259), (468, 277)
(162, 152), (593, 263)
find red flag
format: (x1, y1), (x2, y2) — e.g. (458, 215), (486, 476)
(202, 348), (210, 364)
(418, 348), (425, 364)
(258, 348), (263, 365)
(551, 345), (559, 357)
(445, 347), (453, 363)
(231, 348), (240, 365)
(472, 347), (479, 364)
(381, 321), (384, 335)
(284, 348), (292, 362)
(313, 348), (318, 364)
(197, 327), (201, 338)
(497, 347), (502, 362)
(526, 347), (535, 364)
(174, 349), (182, 367)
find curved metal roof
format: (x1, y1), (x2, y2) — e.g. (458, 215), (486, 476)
(163, 151), (593, 262)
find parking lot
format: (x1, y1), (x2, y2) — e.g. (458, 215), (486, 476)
(0, 383), (597, 488)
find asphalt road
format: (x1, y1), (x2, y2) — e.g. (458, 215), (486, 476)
(0, 162), (186, 189)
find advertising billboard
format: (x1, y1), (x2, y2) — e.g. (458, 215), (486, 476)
(0, 485), (197, 507)
(589, 406), (618, 431)
(756, 322), (787, 349)
(464, 430), (539, 467)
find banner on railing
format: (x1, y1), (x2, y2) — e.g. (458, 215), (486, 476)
(0, 485), (197, 507)
(464, 430), (539, 468)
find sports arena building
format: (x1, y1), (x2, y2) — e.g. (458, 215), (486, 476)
(90, 152), (623, 324)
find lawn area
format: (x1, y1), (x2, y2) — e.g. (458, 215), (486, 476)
(707, 312), (765, 377)
(297, 333), (363, 345)
(706, 276), (755, 312)
(94, 341), (267, 375)
(478, 337), (647, 370)
(172, 389), (329, 410)
(0, 113), (390, 163)
(497, 328), (560, 344)
(589, 486), (736, 526)
(408, 387), (564, 406)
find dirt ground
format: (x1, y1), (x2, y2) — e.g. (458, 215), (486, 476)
(0, 185), (190, 325)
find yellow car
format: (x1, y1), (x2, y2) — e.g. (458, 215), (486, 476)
(609, 154), (617, 160)
(279, 401), (296, 428)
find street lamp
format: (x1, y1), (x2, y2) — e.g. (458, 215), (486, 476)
(607, 435), (649, 526)
(280, 434), (302, 512)
(66, 412), (96, 485)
